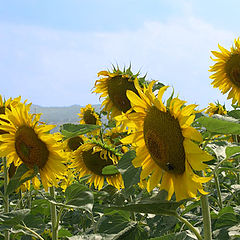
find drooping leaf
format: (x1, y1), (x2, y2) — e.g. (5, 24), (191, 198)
(6, 164), (38, 195)
(0, 209), (30, 231)
(197, 116), (240, 135)
(102, 165), (119, 175)
(67, 234), (117, 240)
(60, 123), (100, 139)
(110, 196), (190, 216)
(228, 110), (240, 120)
(118, 150), (141, 188)
(225, 146), (240, 160)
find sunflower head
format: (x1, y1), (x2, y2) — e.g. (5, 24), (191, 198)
(93, 65), (146, 118)
(210, 38), (240, 105)
(0, 95), (21, 135)
(64, 135), (87, 152)
(0, 102), (67, 191)
(116, 79), (212, 201)
(71, 141), (124, 190)
(205, 102), (227, 116)
(78, 104), (101, 126)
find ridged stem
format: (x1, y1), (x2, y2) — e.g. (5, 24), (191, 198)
(50, 186), (58, 240)
(3, 157), (10, 240)
(176, 214), (202, 240)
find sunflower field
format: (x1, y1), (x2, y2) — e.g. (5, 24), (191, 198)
(0, 38), (240, 240)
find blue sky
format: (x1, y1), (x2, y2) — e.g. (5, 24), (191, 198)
(1, 0), (239, 108)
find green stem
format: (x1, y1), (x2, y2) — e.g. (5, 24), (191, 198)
(50, 186), (58, 240)
(3, 157), (10, 240)
(200, 194), (212, 240)
(214, 172), (223, 209)
(17, 224), (44, 240)
(176, 214), (202, 240)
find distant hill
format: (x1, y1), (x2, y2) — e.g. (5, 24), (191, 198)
(30, 104), (102, 126)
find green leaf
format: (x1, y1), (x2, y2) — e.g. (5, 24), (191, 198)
(60, 123), (100, 138)
(149, 231), (189, 240)
(214, 207), (238, 229)
(118, 150), (141, 188)
(6, 164), (38, 195)
(0, 209), (30, 230)
(225, 146), (240, 160)
(61, 183), (94, 212)
(97, 210), (131, 234)
(67, 234), (117, 240)
(110, 196), (189, 216)
(197, 116), (240, 135)
(102, 165), (119, 175)
(58, 228), (73, 238)
(228, 110), (240, 120)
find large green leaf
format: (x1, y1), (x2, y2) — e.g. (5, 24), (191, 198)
(0, 210), (30, 231)
(118, 150), (141, 188)
(225, 146), (240, 160)
(213, 207), (238, 230)
(67, 234), (117, 240)
(149, 232), (189, 240)
(197, 116), (240, 135)
(228, 110), (240, 120)
(102, 165), (119, 175)
(110, 195), (190, 216)
(60, 123), (100, 138)
(6, 164), (38, 195)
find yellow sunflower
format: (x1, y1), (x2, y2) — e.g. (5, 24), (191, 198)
(0, 102), (67, 191)
(93, 66), (143, 118)
(0, 95), (21, 135)
(205, 102), (227, 116)
(78, 104), (101, 126)
(63, 135), (87, 152)
(116, 79), (212, 201)
(71, 142), (124, 190)
(209, 38), (240, 105)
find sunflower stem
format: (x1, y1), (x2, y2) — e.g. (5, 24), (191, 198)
(214, 171), (223, 209)
(200, 194), (212, 240)
(3, 157), (10, 240)
(175, 214), (202, 240)
(17, 224), (44, 240)
(50, 186), (58, 240)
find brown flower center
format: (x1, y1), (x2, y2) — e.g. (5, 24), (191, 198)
(107, 76), (139, 113)
(83, 110), (97, 125)
(15, 126), (49, 169)
(82, 149), (115, 176)
(67, 136), (84, 151)
(225, 54), (240, 87)
(143, 106), (185, 175)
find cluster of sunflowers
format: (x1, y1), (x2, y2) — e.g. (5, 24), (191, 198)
(0, 38), (240, 240)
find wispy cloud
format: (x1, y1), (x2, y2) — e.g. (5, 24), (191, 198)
(0, 16), (235, 107)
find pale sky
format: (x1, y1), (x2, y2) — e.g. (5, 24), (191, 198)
(1, 0), (239, 108)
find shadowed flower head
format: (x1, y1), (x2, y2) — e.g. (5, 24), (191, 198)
(93, 65), (145, 119)
(71, 141), (124, 190)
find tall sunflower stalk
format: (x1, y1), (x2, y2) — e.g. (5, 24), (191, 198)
(3, 157), (10, 240)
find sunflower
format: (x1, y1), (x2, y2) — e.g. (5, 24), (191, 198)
(78, 104), (101, 126)
(209, 38), (240, 105)
(0, 95), (21, 135)
(205, 102), (227, 116)
(71, 142), (124, 190)
(0, 102), (67, 191)
(93, 66), (143, 118)
(63, 135), (87, 152)
(115, 79), (212, 201)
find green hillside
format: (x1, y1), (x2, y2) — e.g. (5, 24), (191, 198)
(30, 104), (102, 125)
